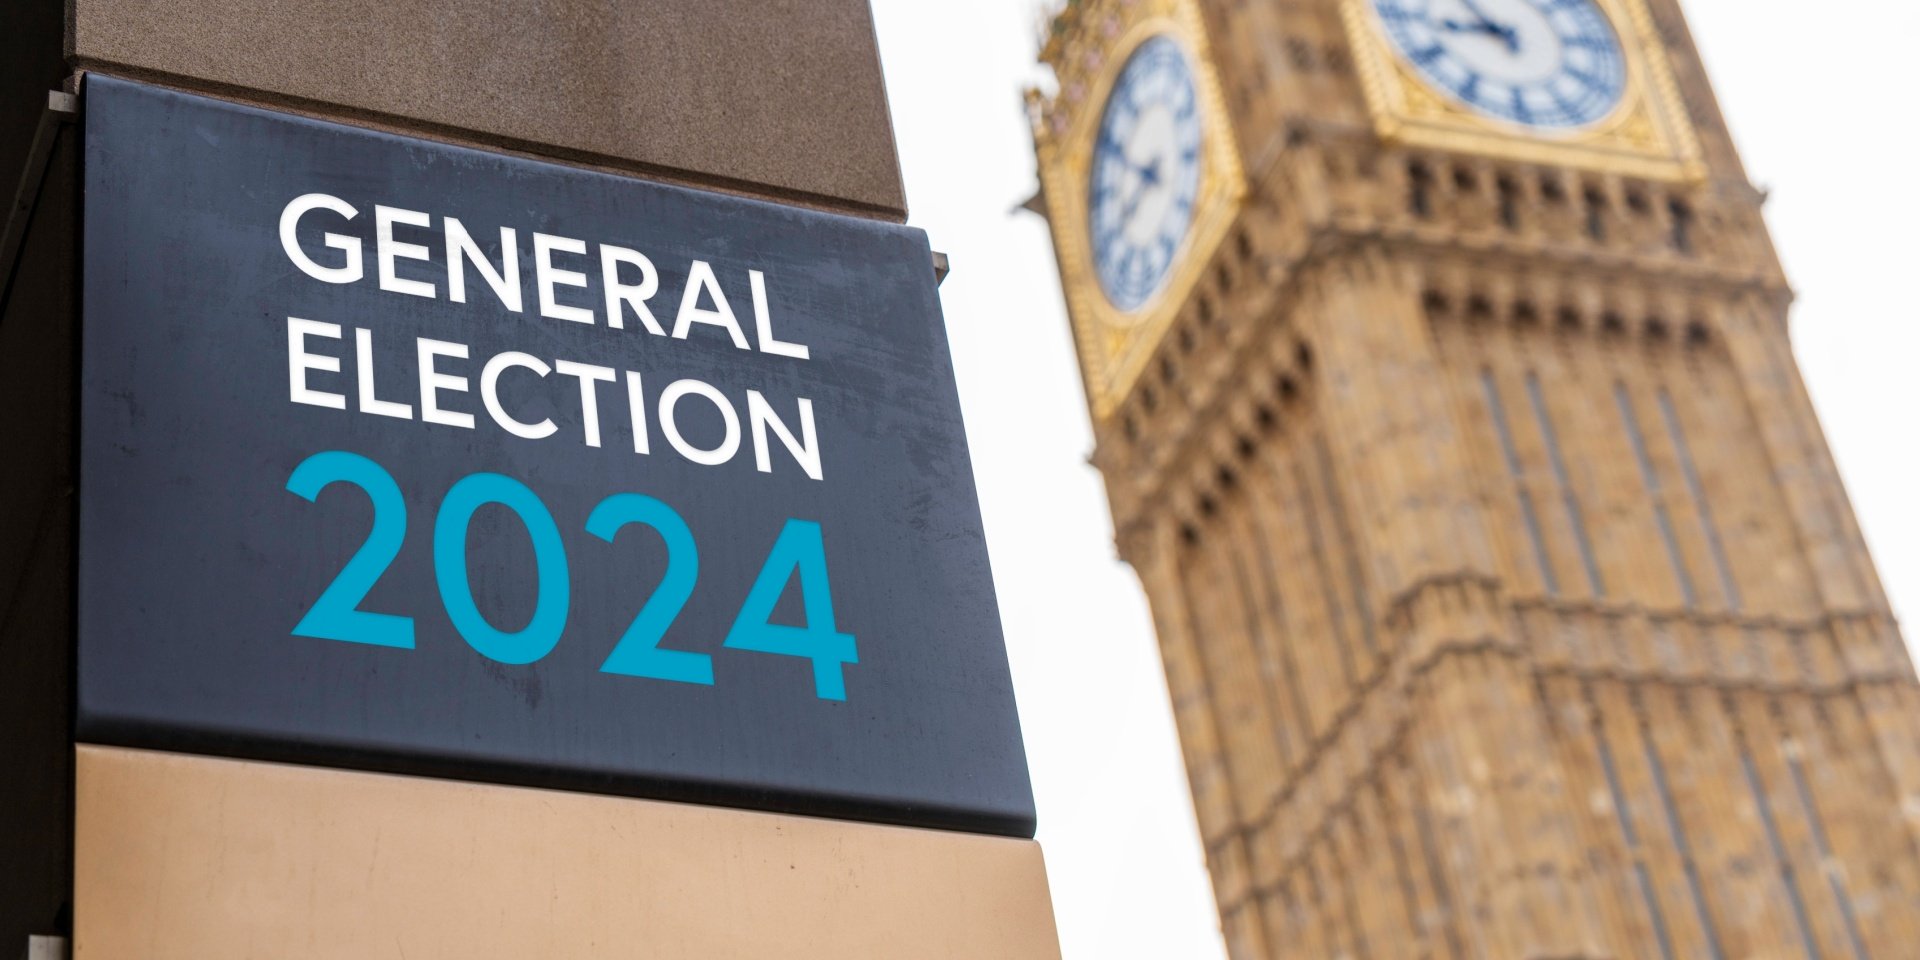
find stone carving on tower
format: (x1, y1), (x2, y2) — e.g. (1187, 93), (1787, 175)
(1028, 0), (1920, 957)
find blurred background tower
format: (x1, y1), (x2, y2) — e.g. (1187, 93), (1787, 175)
(1028, 0), (1920, 956)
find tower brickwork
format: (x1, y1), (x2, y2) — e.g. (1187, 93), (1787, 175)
(1029, 0), (1920, 956)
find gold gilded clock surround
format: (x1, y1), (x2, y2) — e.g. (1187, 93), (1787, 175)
(1338, 0), (1704, 180)
(1032, 0), (1246, 421)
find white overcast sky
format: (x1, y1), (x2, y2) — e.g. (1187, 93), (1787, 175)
(866, 2), (1920, 957)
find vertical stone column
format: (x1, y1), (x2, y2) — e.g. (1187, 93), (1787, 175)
(1248, 435), (1347, 739)
(1301, 252), (1496, 602)
(1719, 295), (1920, 859)
(1127, 522), (1272, 958)
(1718, 295), (1881, 617)
(1304, 252), (1610, 958)
(1784, 695), (1920, 951)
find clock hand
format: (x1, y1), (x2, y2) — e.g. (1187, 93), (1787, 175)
(1439, 17), (1501, 34)
(1110, 155), (1159, 196)
(1456, 0), (1500, 27)
(1439, 17), (1520, 49)
(1453, 0), (1519, 51)
(1115, 160), (1164, 229)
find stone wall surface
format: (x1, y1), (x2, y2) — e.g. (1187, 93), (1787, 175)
(69, 0), (907, 218)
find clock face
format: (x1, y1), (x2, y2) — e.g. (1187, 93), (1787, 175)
(1372, 0), (1627, 129)
(1087, 35), (1204, 314)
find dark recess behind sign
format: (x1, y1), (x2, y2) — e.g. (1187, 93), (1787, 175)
(0, 14), (78, 940)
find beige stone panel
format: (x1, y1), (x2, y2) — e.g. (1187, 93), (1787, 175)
(1180, 532), (1289, 833)
(1609, 356), (1712, 611)
(1217, 508), (1304, 776)
(1257, 441), (1346, 738)
(1338, 802), (1409, 959)
(1681, 345), (1819, 619)
(1536, 675), (1644, 958)
(1406, 655), (1533, 959)
(1577, 338), (1673, 609)
(1137, 523), (1242, 852)
(1297, 867), (1340, 960)
(1442, 318), (1554, 601)
(1308, 426), (1385, 673)
(1219, 894), (1272, 960)
(1473, 655), (1611, 956)
(1656, 690), (1802, 957)
(1720, 302), (1875, 614)
(1245, 881), (1289, 960)
(70, 0), (906, 218)
(75, 746), (1059, 960)
(1232, 466), (1317, 764)
(1630, 348), (1730, 611)
(1378, 763), (1455, 959)
(1725, 693), (1856, 959)
(1304, 262), (1498, 600)
(1796, 694), (1920, 949)
(1529, 334), (1622, 605)
(1590, 679), (1718, 957)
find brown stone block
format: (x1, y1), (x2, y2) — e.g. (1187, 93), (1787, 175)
(69, 0), (906, 218)
(74, 746), (1060, 960)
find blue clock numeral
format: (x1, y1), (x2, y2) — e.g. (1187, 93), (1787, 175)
(1510, 89), (1534, 125)
(724, 519), (859, 701)
(286, 451), (415, 649)
(589, 493), (714, 685)
(433, 472), (571, 665)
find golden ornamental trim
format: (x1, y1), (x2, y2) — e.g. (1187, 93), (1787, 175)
(1031, 0), (1247, 421)
(1338, 0), (1705, 182)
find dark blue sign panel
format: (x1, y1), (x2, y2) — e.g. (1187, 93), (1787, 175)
(77, 76), (1033, 836)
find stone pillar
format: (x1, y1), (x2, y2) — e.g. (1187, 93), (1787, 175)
(9, 3), (1062, 956)
(1128, 521), (1275, 959)
(1305, 251), (1612, 958)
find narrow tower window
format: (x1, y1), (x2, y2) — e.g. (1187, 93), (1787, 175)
(1657, 389), (1740, 610)
(1616, 383), (1698, 607)
(1784, 732), (1873, 960)
(1587, 692), (1679, 960)
(1669, 198), (1695, 254)
(1247, 499), (1317, 740)
(1733, 722), (1823, 960)
(1637, 700), (1728, 960)
(1482, 370), (1559, 595)
(1227, 538), (1299, 770)
(1291, 451), (1360, 684)
(1314, 430), (1378, 656)
(1527, 373), (1606, 597)
(1408, 161), (1434, 219)
(1497, 175), (1520, 230)
(1584, 186), (1608, 242)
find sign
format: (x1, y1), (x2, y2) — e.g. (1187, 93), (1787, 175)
(77, 76), (1034, 836)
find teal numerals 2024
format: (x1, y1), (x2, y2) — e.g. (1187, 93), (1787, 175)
(286, 450), (856, 700)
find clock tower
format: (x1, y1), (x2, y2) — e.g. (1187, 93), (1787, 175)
(1030, 0), (1920, 957)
